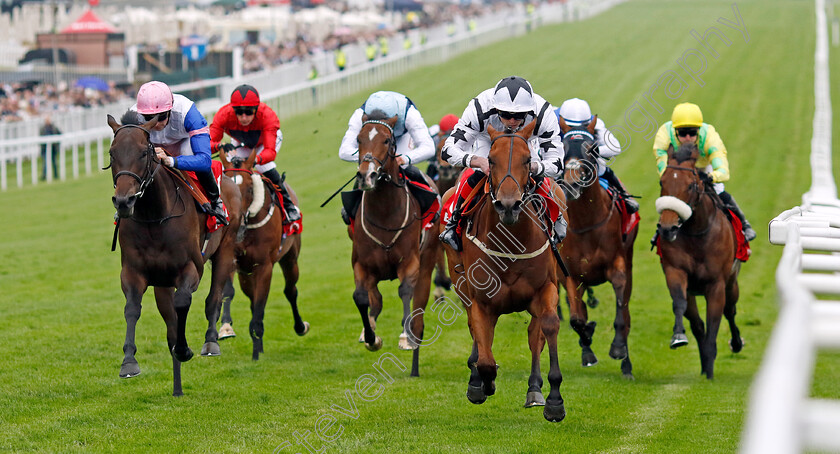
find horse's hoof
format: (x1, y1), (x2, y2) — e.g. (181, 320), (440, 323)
(171, 346), (194, 363)
(585, 294), (599, 309)
(524, 391), (546, 408)
(218, 323), (236, 340)
(119, 361), (141, 378)
(364, 336), (383, 352)
(623, 372), (635, 380)
(466, 385), (487, 404)
(670, 333), (688, 349)
(296, 321), (310, 336)
(609, 343), (628, 360)
(543, 401), (566, 422)
(582, 352), (598, 367)
(729, 336), (744, 353)
(358, 330), (366, 343)
(398, 333), (417, 351)
(433, 286), (446, 300)
(201, 342), (221, 357)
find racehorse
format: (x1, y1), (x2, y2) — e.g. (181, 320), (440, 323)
(107, 113), (241, 395)
(656, 142), (743, 379)
(218, 147), (309, 360)
(557, 116), (637, 378)
(441, 120), (566, 422)
(350, 113), (438, 377)
(430, 131), (461, 297)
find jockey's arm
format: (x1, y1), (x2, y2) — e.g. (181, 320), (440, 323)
(441, 103), (481, 168)
(398, 108), (436, 166)
(208, 106), (229, 153)
(704, 124), (730, 183)
(254, 111), (280, 166)
(338, 109), (364, 162)
(595, 118), (622, 159)
(172, 104), (212, 171)
(534, 104), (563, 178)
(653, 123), (671, 176)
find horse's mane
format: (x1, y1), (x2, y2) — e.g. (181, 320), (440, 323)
(364, 110), (392, 122)
(673, 143), (697, 164)
(120, 109), (142, 126)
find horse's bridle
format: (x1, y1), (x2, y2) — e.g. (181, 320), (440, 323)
(660, 163), (717, 235)
(488, 131), (533, 203)
(107, 124), (161, 199)
(561, 129), (600, 192)
(359, 120), (401, 186)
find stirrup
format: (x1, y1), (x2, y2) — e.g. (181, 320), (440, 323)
(209, 200), (229, 226)
(439, 226), (462, 251)
(285, 205), (301, 223)
(340, 208), (351, 226)
(743, 225), (757, 242)
(623, 197), (639, 214)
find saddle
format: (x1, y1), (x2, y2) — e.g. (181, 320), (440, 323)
(163, 160), (227, 233)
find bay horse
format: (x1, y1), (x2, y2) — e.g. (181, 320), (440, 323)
(656, 142), (743, 379)
(431, 131), (461, 297)
(107, 113), (241, 395)
(557, 116), (637, 378)
(350, 113), (438, 377)
(441, 120), (566, 422)
(218, 147), (309, 360)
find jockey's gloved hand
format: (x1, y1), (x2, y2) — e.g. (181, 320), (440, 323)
(220, 143), (236, 154)
(530, 161), (545, 176)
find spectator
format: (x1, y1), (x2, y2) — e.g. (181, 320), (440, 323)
(40, 116), (61, 181)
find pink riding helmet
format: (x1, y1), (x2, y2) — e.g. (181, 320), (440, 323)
(136, 81), (173, 114)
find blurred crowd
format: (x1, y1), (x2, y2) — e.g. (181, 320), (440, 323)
(0, 80), (134, 123)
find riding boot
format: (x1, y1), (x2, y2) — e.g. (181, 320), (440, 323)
(553, 215), (567, 243)
(402, 164), (426, 184)
(263, 168), (300, 222)
(196, 169), (229, 226)
(439, 197), (464, 251)
(719, 191), (756, 242)
(601, 167), (639, 214)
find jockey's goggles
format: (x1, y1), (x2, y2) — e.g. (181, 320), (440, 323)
(142, 111), (170, 122)
(234, 106), (257, 116)
(497, 110), (528, 121)
(676, 127), (698, 137)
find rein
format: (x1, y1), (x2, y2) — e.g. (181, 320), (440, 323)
(359, 183), (414, 250)
(662, 163), (718, 237)
(569, 200), (616, 234)
(488, 131), (530, 203)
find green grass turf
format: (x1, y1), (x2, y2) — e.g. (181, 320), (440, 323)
(1, 0), (837, 452)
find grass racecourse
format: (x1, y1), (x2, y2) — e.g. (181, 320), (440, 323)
(2, 0), (840, 452)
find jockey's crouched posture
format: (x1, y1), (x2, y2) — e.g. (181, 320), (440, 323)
(439, 76), (566, 251)
(338, 90), (437, 222)
(557, 98), (639, 214)
(654, 102), (756, 242)
(132, 81), (228, 225)
(210, 84), (300, 222)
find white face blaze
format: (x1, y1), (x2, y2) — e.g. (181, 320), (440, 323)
(368, 128), (378, 142)
(232, 175), (244, 185)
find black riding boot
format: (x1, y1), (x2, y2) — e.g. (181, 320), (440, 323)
(718, 191), (756, 242)
(601, 167), (639, 214)
(439, 198), (464, 251)
(196, 170), (229, 226)
(263, 168), (300, 222)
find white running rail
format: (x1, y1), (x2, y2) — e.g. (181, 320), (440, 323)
(741, 0), (840, 452)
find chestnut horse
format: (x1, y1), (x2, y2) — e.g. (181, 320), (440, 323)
(218, 148), (309, 360)
(431, 132), (461, 297)
(107, 113), (241, 395)
(442, 120), (566, 422)
(557, 117), (637, 378)
(350, 113), (438, 376)
(656, 142), (743, 379)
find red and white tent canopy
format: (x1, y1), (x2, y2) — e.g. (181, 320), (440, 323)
(61, 10), (118, 34)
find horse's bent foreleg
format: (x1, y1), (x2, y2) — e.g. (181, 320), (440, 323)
(466, 341), (486, 404)
(202, 251), (234, 356)
(119, 269), (146, 378)
(524, 316), (546, 408)
(537, 283), (564, 422)
(171, 265), (200, 363)
(397, 255), (420, 351)
(566, 277), (596, 367)
(607, 259), (632, 378)
(665, 268), (689, 349)
(725, 275), (743, 353)
(279, 250), (308, 336)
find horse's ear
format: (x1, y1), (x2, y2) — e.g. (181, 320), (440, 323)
(107, 114), (120, 132)
(219, 146), (231, 169)
(587, 115), (597, 134)
(385, 115), (398, 127)
(557, 115), (571, 134)
(362, 113), (370, 123)
(143, 117), (158, 130)
(243, 146), (259, 170)
(487, 124), (500, 141)
(522, 119), (538, 138)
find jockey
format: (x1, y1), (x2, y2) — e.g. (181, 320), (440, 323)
(439, 76), (566, 252)
(557, 98), (639, 214)
(653, 102), (756, 241)
(209, 84), (300, 222)
(425, 113), (459, 180)
(338, 90), (436, 224)
(131, 81), (228, 225)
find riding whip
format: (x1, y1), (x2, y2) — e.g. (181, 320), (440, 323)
(320, 174), (357, 207)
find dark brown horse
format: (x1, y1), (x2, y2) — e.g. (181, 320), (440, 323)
(218, 148), (308, 360)
(656, 142), (743, 379)
(350, 113), (438, 377)
(107, 113), (241, 395)
(557, 117), (637, 378)
(431, 131), (461, 297)
(441, 120), (566, 421)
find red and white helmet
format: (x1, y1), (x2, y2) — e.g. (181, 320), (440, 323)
(136, 81), (173, 115)
(230, 84), (260, 107)
(438, 113), (459, 133)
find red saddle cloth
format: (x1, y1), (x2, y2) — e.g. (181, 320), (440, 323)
(183, 160), (228, 234)
(271, 182), (303, 236)
(606, 188), (640, 237)
(654, 208), (750, 262)
(349, 179), (440, 235)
